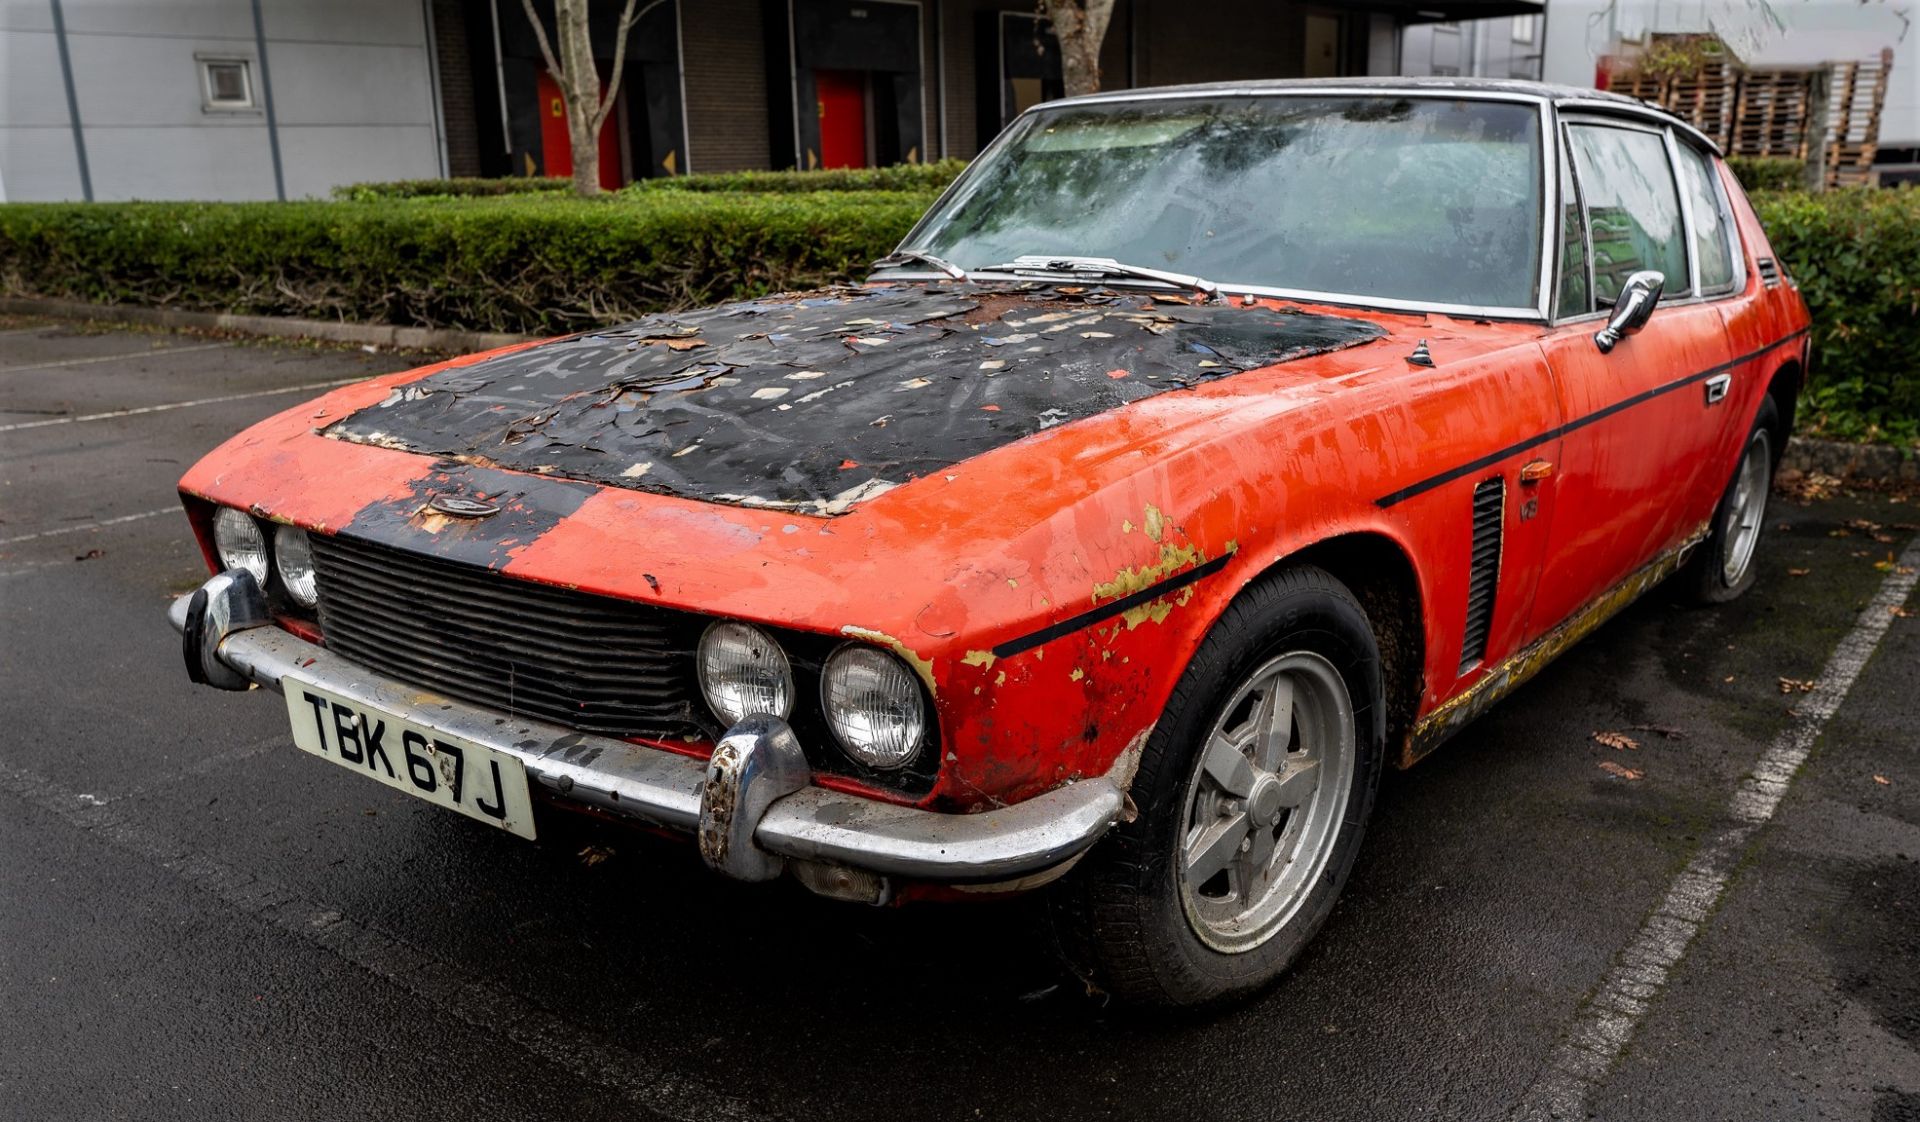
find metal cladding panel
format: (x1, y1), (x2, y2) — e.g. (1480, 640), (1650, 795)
(324, 283), (1388, 515)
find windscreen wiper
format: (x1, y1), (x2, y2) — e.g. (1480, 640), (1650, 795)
(980, 255), (1221, 302)
(869, 249), (968, 280)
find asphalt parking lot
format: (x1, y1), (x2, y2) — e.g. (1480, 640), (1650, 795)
(2, 318), (1916, 1121)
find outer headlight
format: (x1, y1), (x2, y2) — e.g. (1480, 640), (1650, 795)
(274, 525), (319, 608)
(697, 621), (794, 725)
(212, 507), (268, 583)
(821, 645), (925, 770)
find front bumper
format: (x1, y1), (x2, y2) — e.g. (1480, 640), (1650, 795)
(168, 574), (1125, 899)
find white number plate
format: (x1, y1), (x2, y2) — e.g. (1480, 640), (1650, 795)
(282, 675), (537, 840)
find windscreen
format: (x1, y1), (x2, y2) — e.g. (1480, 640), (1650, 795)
(907, 95), (1546, 310)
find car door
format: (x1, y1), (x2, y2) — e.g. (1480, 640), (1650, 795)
(1529, 116), (1734, 635)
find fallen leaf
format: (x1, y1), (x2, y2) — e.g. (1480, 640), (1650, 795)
(1598, 761), (1644, 781)
(1846, 518), (1883, 532)
(980, 404), (1001, 412)
(1873, 775), (1892, 786)
(1788, 567), (1811, 577)
(73, 549), (103, 562)
(577, 845), (614, 867)
(1592, 731), (1640, 751)
(838, 459), (859, 470)
(1724, 675), (1737, 683)
(1892, 606), (1912, 618)
(1829, 529), (1853, 538)
(1778, 676), (1815, 694)
(1874, 553), (1897, 572)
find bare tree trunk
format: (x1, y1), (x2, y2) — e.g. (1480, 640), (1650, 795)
(1039, 0), (1117, 99)
(521, 0), (640, 197)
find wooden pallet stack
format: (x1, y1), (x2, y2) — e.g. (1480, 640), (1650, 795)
(1610, 35), (1894, 188)
(1824, 49), (1894, 188)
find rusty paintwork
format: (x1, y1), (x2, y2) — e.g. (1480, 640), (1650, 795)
(178, 158), (1810, 817)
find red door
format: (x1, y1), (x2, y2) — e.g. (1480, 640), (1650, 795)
(815, 69), (867, 169)
(537, 71), (623, 189)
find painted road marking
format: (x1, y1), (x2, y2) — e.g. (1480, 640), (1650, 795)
(0, 757), (778, 1122)
(1514, 533), (1920, 1120)
(0, 341), (231, 374)
(0, 506), (177, 546)
(0, 377), (359, 433)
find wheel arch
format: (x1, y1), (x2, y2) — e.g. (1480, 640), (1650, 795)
(1240, 530), (1428, 766)
(1763, 358), (1803, 464)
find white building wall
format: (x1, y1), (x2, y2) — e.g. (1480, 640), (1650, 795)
(1400, 15), (1544, 80)
(1540, 0), (1919, 148)
(0, 0), (444, 201)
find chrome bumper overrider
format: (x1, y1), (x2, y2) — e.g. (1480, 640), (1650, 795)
(168, 575), (1124, 899)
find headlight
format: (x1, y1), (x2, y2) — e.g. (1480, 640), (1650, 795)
(212, 507), (268, 583)
(274, 525), (319, 608)
(821, 645), (925, 770)
(697, 621), (794, 725)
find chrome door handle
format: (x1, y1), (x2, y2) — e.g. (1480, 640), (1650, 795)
(1704, 373), (1732, 405)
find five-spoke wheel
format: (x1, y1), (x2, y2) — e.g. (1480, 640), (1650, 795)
(1179, 651), (1356, 953)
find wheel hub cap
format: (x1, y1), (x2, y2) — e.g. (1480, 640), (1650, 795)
(1177, 649), (1357, 954)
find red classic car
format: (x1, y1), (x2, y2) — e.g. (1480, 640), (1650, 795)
(171, 78), (1810, 1006)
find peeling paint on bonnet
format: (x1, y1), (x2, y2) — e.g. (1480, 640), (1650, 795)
(323, 283), (1386, 515)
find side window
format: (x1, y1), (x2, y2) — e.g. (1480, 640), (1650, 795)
(1565, 123), (1689, 304)
(1675, 142), (1738, 295)
(1554, 144), (1591, 317)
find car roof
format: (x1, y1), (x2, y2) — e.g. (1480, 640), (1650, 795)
(1050, 76), (1721, 155)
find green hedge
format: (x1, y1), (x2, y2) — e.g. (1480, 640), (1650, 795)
(1753, 188), (1920, 446)
(0, 192), (932, 334)
(627, 159), (968, 194)
(1726, 156), (1806, 193)
(335, 161), (968, 201)
(332, 177), (571, 200)
(1, 183), (1914, 446)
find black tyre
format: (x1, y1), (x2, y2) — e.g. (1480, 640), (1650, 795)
(1048, 565), (1385, 1007)
(1683, 397), (1780, 604)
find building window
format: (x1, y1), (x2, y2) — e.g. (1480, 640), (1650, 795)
(1511, 14), (1538, 44)
(198, 56), (256, 111)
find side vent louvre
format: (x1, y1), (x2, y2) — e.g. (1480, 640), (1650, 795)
(1757, 257), (1781, 288)
(1460, 477), (1505, 674)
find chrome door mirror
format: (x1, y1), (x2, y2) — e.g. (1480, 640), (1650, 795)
(1594, 270), (1665, 354)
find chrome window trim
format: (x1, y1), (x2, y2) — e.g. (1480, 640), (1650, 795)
(1553, 96), (1721, 156)
(1549, 108), (1598, 322)
(1664, 126), (1707, 298)
(885, 88), (1557, 322)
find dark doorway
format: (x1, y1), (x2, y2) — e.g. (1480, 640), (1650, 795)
(977, 10), (1062, 144)
(467, 0), (687, 180)
(766, 0), (925, 171)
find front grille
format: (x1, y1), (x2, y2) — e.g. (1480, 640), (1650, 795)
(310, 535), (702, 738)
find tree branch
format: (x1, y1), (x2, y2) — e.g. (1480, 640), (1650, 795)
(518, 0), (564, 84)
(593, 0), (643, 134)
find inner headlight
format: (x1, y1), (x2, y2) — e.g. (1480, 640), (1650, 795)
(274, 525), (319, 608)
(212, 507), (268, 583)
(697, 621), (794, 725)
(821, 645), (925, 770)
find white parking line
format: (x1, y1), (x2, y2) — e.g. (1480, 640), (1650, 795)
(0, 757), (777, 1122)
(0, 506), (178, 546)
(0, 341), (231, 374)
(1515, 534), (1920, 1120)
(0, 377), (360, 433)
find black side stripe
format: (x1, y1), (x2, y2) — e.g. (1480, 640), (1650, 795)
(1374, 327), (1810, 509)
(991, 552), (1234, 659)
